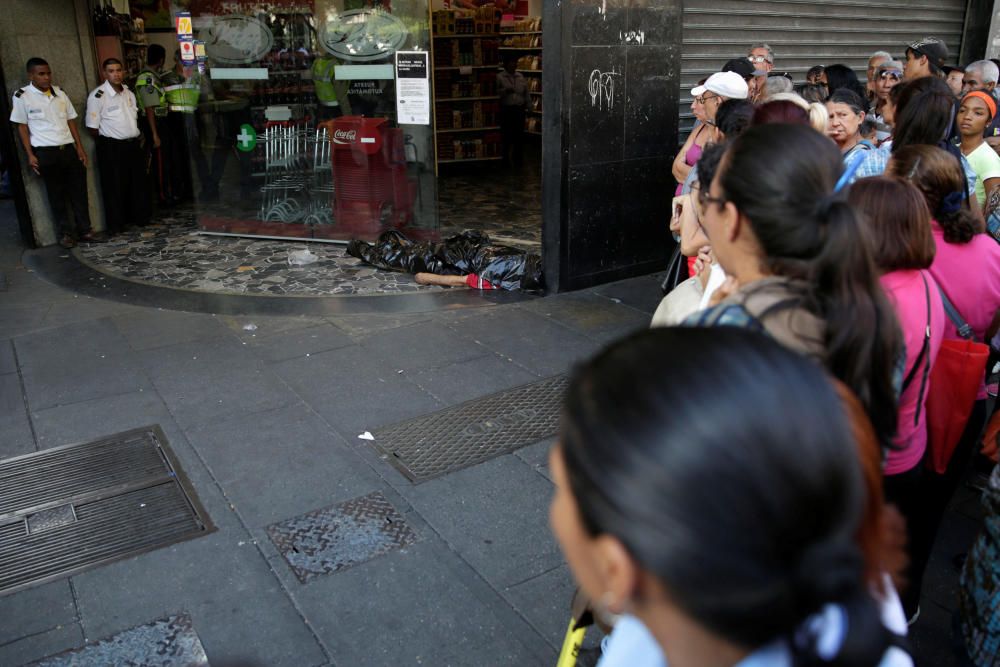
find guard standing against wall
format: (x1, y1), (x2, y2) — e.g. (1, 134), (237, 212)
(86, 58), (150, 236)
(9, 57), (100, 248)
(135, 44), (173, 205)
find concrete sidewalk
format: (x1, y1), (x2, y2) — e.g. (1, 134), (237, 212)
(0, 200), (982, 666)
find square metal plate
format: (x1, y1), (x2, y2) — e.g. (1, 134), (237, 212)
(27, 612), (209, 666)
(267, 491), (418, 583)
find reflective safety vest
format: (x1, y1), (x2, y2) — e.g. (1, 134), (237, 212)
(163, 71), (201, 113)
(311, 57), (339, 107)
(135, 69), (167, 117)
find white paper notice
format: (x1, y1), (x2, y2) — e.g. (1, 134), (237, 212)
(395, 51), (430, 126)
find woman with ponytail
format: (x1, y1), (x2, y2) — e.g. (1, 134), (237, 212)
(551, 327), (912, 667)
(685, 123), (902, 450)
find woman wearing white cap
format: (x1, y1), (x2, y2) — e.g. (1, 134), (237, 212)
(689, 72), (749, 126)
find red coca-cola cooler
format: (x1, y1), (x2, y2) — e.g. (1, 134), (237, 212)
(328, 116), (414, 236)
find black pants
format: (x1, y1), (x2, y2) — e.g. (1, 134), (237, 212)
(97, 136), (150, 234)
(166, 112), (210, 201)
(884, 399), (988, 617)
(500, 106), (525, 164)
(35, 144), (91, 238)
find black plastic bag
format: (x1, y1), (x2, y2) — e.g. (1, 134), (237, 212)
(347, 230), (543, 292)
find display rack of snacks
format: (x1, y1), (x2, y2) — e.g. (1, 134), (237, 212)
(431, 5), (504, 169)
(92, 0), (147, 84)
(500, 16), (543, 136)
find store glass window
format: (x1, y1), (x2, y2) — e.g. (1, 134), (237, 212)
(170, 1), (436, 242)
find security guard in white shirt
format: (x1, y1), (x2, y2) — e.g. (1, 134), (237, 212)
(9, 57), (97, 248)
(86, 57), (150, 234)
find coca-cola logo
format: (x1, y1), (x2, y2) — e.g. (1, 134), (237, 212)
(333, 129), (358, 144)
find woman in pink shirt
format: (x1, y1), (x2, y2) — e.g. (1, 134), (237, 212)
(887, 145), (1000, 619)
(848, 177), (945, 621)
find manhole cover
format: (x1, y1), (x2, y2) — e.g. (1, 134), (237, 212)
(27, 612), (209, 666)
(267, 491), (418, 583)
(372, 375), (567, 482)
(0, 426), (213, 596)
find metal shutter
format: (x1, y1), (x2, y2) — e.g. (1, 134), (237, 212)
(680, 0), (967, 134)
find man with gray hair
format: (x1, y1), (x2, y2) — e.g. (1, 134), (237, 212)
(962, 59), (998, 96)
(747, 43), (772, 105)
(747, 43), (773, 72)
(866, 50), (892, 98)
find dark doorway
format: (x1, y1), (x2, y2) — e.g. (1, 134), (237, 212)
(0, 53), (36, 249)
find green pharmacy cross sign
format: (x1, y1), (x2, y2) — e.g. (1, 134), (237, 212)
(236, 124), (257, 152)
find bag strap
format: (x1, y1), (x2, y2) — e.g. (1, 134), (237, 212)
(901, 272), (933, 427)
(936, 282), (975, 340)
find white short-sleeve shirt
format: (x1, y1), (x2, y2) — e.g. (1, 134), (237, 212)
(85, 80), (140, 140)
(9, 84), (77, 147)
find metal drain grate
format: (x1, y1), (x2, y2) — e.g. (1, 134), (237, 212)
(0, 426), (213, 596)
(27, 612), (209, 666)
(267, 491), (418, 583)
(373, 374), (567, 482)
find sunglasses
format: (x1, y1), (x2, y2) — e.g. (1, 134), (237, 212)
(879, 70), (902, 81)
(747, 55), (771, 64)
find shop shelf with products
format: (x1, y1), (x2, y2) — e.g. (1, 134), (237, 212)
(91, 1), (148, 85)
(430, 5), (505, 172)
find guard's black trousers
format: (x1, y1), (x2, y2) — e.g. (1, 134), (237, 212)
(35, 144), (91, 239)
(97, 135), (150, 234)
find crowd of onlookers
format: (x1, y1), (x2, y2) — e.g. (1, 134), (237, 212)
(549, 38), (1000, 667)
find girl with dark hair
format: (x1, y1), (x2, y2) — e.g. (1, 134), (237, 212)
(887, 144), (1000, 618)
(824, 63), (867, 100)
(958, 91), (1000, 208)
(826, 89), (870, 162)
(848, 177), (947, 621)
(551, 327), (912, 667)
(687, 123), (903, 450)
(853, 77), (981, 201)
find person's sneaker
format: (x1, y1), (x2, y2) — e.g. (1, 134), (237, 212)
(78, 232), (107, 244)
(59, 235), (76, 249)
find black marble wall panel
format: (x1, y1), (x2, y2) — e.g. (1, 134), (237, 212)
(543, 0), (682, 292)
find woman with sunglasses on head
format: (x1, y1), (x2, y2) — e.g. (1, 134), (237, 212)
(551, 327), (913, 667)
(871, 60), (903, 145)
(685, 123), (903, 451)
(886, 144), (1000, 619)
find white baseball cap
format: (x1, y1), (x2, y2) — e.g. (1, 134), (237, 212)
(691, 72), (749, 100)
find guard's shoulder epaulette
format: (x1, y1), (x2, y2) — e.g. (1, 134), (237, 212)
(94, 89), (104, 98)
(14, 88), (24, 98)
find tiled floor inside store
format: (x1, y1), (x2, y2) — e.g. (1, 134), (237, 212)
(74, 151), (542, 297)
